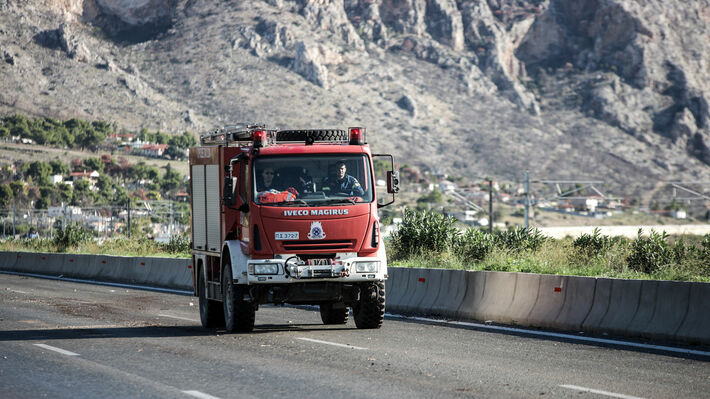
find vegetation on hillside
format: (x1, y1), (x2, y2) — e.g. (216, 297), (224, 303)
(389, 209), (710, 282)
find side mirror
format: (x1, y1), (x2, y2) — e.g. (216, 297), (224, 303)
(387, 170), (400, 194)
(223, 176), (237, 206)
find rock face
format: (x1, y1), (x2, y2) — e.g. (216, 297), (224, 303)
(2, 0), (710, 194)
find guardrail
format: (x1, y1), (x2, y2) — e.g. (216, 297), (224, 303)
(1, 251), (707, 345)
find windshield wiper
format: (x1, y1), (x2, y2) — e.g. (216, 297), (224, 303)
(263, 199), (308, 206)
(311, 198), (357, 206)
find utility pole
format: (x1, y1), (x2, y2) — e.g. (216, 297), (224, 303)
(169, 201), (174, 238)
(12, 206), (16, 237)
(524, 171), (530, 229)
(488, 179), (493, 233)
(126, 200), (131, 238)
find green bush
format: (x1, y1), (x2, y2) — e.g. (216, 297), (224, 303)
(626, 230), (674, 274)
(390, 209), (458, 258)
(453, 228), (495, 262)
(160, 234), (191, 255)
(573, 227), (613, 258)
(53, 223), (94, 252)
(495, 226), (546, 252)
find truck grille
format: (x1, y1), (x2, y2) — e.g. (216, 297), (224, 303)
(281, 240), (354, 251)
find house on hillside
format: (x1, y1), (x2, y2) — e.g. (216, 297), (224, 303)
(139, 144), (169, 158)
(70, 170), (100, 187)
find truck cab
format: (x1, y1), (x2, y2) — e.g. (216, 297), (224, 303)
(189, 126), (399, 332)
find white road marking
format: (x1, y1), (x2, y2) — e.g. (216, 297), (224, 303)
(297, 337), (367, 350)
(7, 289), (28, 294)
(158, 314), (200, 323)
(183, 390), (222, 399)
(560, 384), (646, 399)
(33, 343), (80, 356)
(388, 314), (710, 358)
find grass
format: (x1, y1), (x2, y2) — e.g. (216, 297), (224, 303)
(0, 236), (190, 258)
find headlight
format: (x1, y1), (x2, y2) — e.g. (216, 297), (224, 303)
(355, 261), (380, 273)
(250, 263), (279, 275)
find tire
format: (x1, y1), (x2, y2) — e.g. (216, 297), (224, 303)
(276, 129), (347, 142)
(198, 269), (224, 329)
(222, 265), (255, 333)
(319, 302), (350, 325)
(353, 282), (385, 329)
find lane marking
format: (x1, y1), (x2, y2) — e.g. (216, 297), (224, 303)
(7, 289), (28, 294)
(387, 314), (710, 358)
(297, 337), (367, 350)
(158, 314), (200, 323)
(560, 384), (646, 399)
(183, 390), (222, 399)
(33, 343), (80, 356)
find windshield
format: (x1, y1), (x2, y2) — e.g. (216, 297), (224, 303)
(253, 154), (373, 206)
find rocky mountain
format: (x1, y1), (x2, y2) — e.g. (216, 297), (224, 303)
(1, 0), (709, 197)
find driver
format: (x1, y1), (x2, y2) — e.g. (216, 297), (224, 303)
(256, 166), (278, 192)
(324, 161), (364, 196)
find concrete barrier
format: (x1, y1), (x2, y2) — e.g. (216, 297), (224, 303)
(675, 282), (710, 344)
(581, 278), (613, 333)
(554, 275), (596, 331)
(428, 269), (467, 319)
(643, 281), (691, 341)
(149, 257), (192, 290)
(386, 267), (411, 313)
(456, 271), (486, 319)
(597, 279), (643, 336)
(500, 273), (540, 325)
(526, 274), (567, 329)
(415, 269), (445, 315)
(400, 268), (434, 315)
(626, 280), (658, 336)
(0, 251), (17, 269)
(477, 271), (517, 321)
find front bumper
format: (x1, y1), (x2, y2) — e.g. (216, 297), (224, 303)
(243, 255), (387, 285)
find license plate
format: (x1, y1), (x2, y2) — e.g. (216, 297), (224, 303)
(310, 258), (331, 266)
(275, 232), (299, 240)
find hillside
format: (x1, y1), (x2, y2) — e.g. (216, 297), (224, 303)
(1, 0), (709, 198)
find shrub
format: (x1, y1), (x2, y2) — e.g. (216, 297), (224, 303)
(390, 209), (458, 258)
(53, 223), (93, 251)
(453, 228), (495, 262)
(626, 230), (674, 274)
(573, 227), (612, 258)
(161, 234), (191, 255)
(495, 226), (546, 252)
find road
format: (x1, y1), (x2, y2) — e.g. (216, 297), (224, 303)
(1, 273), (708, 398)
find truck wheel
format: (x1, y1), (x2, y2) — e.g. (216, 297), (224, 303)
(353, 282), (385, 329)
(319, 302), (349, 325)
(198, 270), (224, 329)
(276, 129), (347, 142)
(222, 265), (255, 333)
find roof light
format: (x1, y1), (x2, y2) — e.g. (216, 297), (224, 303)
(349, 127), (366, 145)
(253, 130), (267, 148)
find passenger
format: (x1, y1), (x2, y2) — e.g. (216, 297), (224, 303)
(256, 167), (278, 192)
(324, 161), (364, 196)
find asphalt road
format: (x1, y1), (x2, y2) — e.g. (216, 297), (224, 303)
(1, 273), (708, 399)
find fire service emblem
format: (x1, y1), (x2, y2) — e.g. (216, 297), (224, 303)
(307, 221), (326, 240)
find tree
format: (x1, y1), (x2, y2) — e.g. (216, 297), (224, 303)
(49, 160), (70, 176)
(9, 181), (27, 206)
(23, 161), (53, 186)
(160, 164), (182, 192)
(83, 157), (104, 173)
(71, 179), (93, 206)
(0, 185), (13, 208)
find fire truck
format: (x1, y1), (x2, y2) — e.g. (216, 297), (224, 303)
(189, 125), (399, 332)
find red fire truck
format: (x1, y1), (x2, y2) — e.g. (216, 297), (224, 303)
(189, 125), (399, 332)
